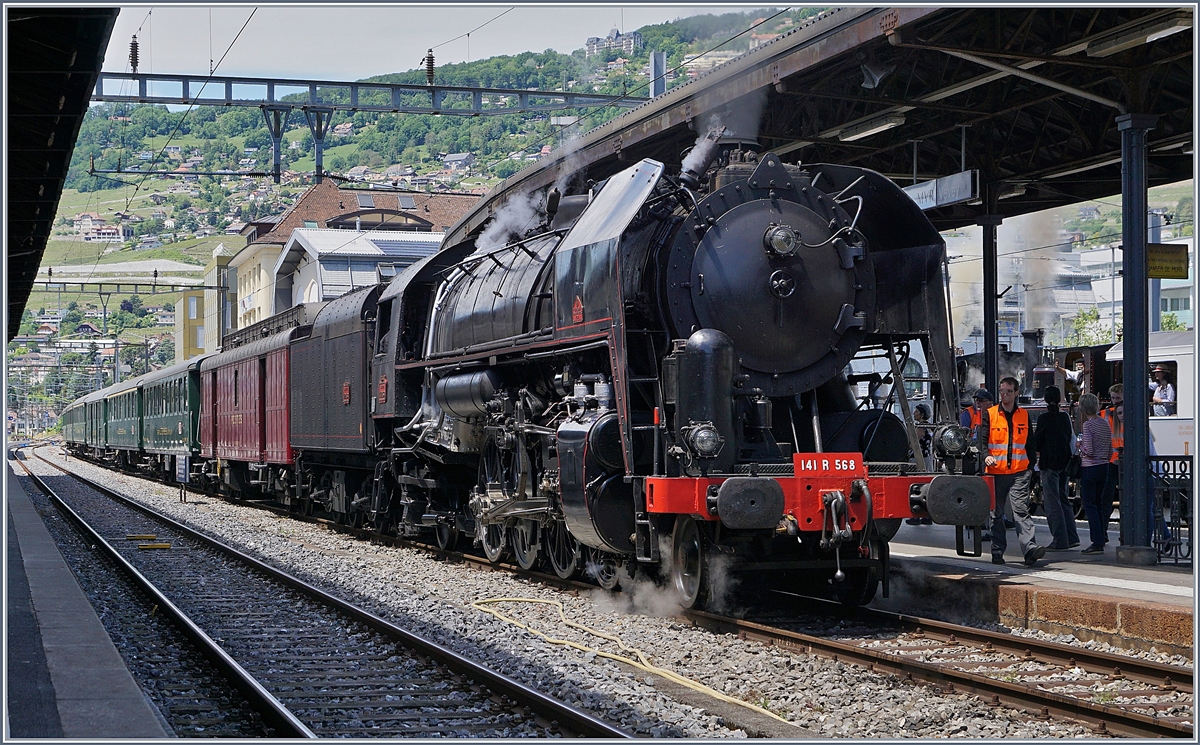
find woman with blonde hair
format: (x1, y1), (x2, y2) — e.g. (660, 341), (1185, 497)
(1077, 393), (1113, 555)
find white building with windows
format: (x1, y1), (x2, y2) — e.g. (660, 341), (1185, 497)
(271, 229), (442, 313)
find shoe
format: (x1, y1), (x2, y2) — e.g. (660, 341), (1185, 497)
(1045, 544), (1072, 551)
(1024, 545), (1046, 566)
(1068, 541), (1081, 548)
(991, 554), (1006, 565)
(1080, 544), (1104, 555)
(919, 518), (933, 525)
(905, 518), (923, 526)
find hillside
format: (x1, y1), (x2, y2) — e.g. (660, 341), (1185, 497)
(65, 8), (822, 191)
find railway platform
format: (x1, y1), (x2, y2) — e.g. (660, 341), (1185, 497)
(6, 464), (168, 738)
(879, 519), (1194, 659)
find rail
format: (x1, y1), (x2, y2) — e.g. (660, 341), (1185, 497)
(24, 447), (633, 739)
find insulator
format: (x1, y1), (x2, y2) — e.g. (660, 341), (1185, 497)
(425, 48), (435, 85)
(129, 35), (139, 74)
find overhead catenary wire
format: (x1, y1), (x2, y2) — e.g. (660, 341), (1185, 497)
(119, 7), (258, 213)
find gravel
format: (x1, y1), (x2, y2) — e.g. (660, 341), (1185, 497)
(30, 449), (1141, 738)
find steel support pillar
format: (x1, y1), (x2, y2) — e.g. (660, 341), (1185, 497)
(262, 106), (291, 185)
(303, 106), (334, 184)
(1115, 113), (1157, 567)
(978, 208), (1003, 398)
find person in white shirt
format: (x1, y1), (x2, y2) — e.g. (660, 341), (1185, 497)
(1056, 359), (1086, 392)
(1150, 365), (1176, 416)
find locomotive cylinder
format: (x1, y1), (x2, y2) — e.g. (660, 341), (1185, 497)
(676, 328), (737, 473)
(434, 370), (501, 419)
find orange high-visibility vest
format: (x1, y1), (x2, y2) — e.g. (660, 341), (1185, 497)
(1101, 407), (1123, 463)
(986, 405), (1030, 475)
(970, 407), (983, 432)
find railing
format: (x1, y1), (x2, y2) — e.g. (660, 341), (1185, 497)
(1150, 456), (1192, 565)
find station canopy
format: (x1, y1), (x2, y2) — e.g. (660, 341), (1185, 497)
(447, 6), (1193, 243)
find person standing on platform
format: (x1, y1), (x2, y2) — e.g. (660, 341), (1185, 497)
(1077, 393), (1113, 555)
(979, 376), (1045, 567)
(1032, 385), (1079, 551)
(1099, 384), (1124, 527)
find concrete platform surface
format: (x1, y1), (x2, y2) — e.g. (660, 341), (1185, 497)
(877, 519), (1194, 657)
(6, 465), (168, 738)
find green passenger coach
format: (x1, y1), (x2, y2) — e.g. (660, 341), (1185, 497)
(140, 356), (207, 479)
(105, 378), (142, 463)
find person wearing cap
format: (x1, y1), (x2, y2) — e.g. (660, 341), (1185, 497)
(1056, 359), (1087, 394)
(1150, 365), (1175, 416)
(959, 388), (992, 477)
(978, 376), (1045, 567)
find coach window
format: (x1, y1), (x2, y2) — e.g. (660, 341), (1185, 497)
(234, 369), (240, 407)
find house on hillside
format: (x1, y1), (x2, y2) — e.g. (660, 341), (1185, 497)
(73, 212), (104, 234)
(332, 122), (354, 137)
(442, 153), (474, 171)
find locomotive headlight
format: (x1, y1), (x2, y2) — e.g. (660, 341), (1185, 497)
(687, 423), (724, 458)
(763, 224), (799, 256)
(936, 424), (970, 456)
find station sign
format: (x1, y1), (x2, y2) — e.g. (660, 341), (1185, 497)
(903, 169), (979, 211)
(176, 455), (189, 484)
(1147, 242), (1189, 279)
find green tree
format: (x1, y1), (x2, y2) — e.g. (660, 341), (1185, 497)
(1068, 306), (1120, 346)
(154, 338), (176, 366)
(1160, 312), (1186, 331)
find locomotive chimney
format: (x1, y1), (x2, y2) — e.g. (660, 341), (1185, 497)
(544, 187), (560, 224)
(680, 126), (726, 190)
(1022, 328), (1045, 397)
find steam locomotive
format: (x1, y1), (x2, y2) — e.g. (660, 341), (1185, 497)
(64, 133), (993, 609)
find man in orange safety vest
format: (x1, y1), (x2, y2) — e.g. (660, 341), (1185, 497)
(978, 376), (1046, 568)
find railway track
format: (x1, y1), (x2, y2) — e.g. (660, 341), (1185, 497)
(18, 449), (630, 738)
(35, 446), (1194, 738)
(686, 604), (1193, 739)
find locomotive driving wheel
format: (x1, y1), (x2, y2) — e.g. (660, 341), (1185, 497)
(480, 522), (508, 563)
(510, 519), (541, 571)
(671, 515), (715, 610)
(545, 519), (582, 579)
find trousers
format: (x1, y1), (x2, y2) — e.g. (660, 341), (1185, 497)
(1079, 464), (1111, 547)
(991, 470), (1037, 558)
(1040, 468), (1079, 549)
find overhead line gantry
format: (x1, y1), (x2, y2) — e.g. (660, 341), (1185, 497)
(92, 72), (648, 183)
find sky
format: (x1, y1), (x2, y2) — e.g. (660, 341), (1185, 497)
(104, 4), (774, 81)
